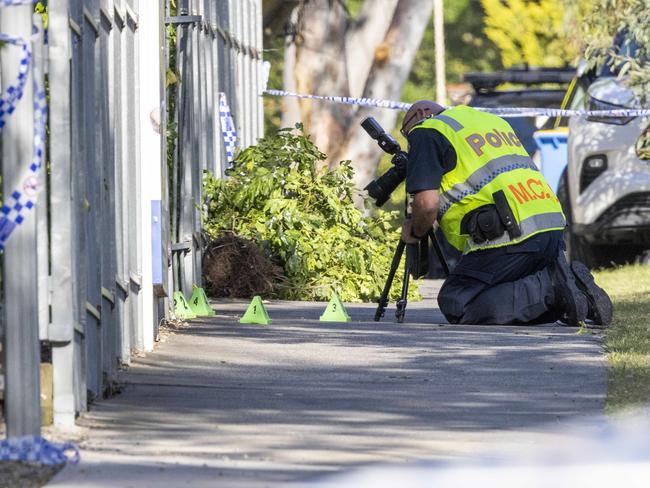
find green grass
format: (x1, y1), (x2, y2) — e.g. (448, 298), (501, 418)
(593, 264), (650, 412)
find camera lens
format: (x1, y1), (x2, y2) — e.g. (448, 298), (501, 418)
(364, 167), (406, 207)
(359, 118), (408, 207)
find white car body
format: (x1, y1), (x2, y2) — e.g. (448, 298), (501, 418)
(564, 77), (650, 264)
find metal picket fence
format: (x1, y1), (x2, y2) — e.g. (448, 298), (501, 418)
(168, 0), (264, 296)
(0, 0), (264, 434)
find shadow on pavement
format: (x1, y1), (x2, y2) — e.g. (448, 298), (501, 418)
(49, 300), (606, 487)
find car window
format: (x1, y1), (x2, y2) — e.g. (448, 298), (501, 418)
(552, 78), (586, 128)
(570, 85), (587, 110)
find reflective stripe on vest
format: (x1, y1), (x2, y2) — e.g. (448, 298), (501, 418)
(411, 106), (566, 253)
(438, 154), (539, 218)
(434, 114), (464, 132)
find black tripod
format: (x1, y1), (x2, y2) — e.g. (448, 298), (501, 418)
(374, 228), (449, 323)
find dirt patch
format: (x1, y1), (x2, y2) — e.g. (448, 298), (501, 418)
(158, 318), (192, 344)
(202, 233), (285, 298)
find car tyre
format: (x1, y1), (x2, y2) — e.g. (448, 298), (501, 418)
(556, 170), (605, 268)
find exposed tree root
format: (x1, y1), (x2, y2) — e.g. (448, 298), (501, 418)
(202, 233), (285, 298)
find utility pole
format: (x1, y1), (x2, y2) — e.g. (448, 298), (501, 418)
(1, 6), (42, 437)
(433, 0), (447, 105)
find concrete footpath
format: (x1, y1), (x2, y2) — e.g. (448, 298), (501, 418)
(49, 282), (606, 487)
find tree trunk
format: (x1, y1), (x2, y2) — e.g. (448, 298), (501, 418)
(335, 0), (434, 194)
(281, 7), (302, 128)
(280, 0), (433, 192)
(345, 0), (399, 98)
(286, 2), (351, 157)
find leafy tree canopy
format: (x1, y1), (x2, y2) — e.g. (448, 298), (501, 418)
(482, 0), (579, 68)
(582, 0), (650, 99)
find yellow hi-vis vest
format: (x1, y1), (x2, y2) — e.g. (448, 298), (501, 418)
(411, 105), (566, 253)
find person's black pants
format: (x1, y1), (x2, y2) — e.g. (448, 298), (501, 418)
(437, 230), (564, 325)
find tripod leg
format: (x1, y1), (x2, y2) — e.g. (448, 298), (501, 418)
(396, 243), (416, 323)
(374, 239), (406, 322)
(428, 229), (450, 276)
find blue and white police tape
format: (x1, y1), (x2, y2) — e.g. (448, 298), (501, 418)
(0, 33), (31, 130)
(0, 0), (35, 5)
(263, 89), (650, 119)
(0, 436), (80, 465)
(0, 0), (36, 5)
(0, 22), (47, 250)
(264, 89), (411, 111)
(219, 92), (238, 165)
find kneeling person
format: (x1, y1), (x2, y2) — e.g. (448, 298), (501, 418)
(400, 100), (612, 326)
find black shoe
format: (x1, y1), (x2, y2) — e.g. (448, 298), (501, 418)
(571, 261), (613, 326)
(550, 253), (588, 326)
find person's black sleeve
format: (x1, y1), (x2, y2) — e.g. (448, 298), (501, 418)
(405, 128), (456, 194)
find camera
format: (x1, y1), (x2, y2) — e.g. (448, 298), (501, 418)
(361, 117), (409, 207)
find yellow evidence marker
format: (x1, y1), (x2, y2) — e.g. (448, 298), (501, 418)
(320, 293), (351, 322)
(189, 285), (216, 317)
(173, 291), (197, 320)
(239, 296), (272, 325)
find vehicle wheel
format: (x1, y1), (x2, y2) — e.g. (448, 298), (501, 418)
(556, 170), (603, 268)
(637, 249), (650, 265)
(571, 235), (609, 268)
(587, 244), (646, 267)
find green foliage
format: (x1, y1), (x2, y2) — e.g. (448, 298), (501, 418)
(264, 1), (504, 134)
(35, 2), (48, 29)
(582, 0), (650, 102)
(166, 1), (180, 237)
(482, 0), (579, 68)
(344, 0), (364, 18)
(263, 32), (284, 136)
(404, 0), (502, 99)
(203, 125), (418, 302)
(444, 0), (503, 82)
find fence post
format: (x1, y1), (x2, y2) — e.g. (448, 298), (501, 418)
(33, 14), (50, 343)
(96, 2), (118, 388)
(114, 1), (133, 364)
(1, 4), (41, 438)
(255, 0), (264, 140)
(229, 0), (236, 127)
(124, 2), (142, 354)
(232, 1), (244, 148)
(81, 0), (103, 404)
(48, 0), (78, 427)
(214, 3), (220, 173)
(190, 0), (202, 289)
(137, 0), (163, 351)
(159, 0), (171, 326)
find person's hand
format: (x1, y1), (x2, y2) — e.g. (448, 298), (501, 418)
(401, 218), (421, 244)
